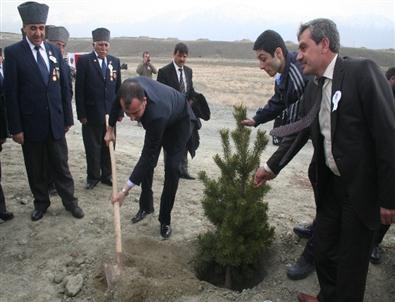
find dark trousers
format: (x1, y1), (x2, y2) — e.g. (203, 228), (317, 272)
(0, 158), (7, 213)
(302, 220), (316, 264)
(140, 148), (184, 225)
(82, 123), (111, 182)
(139, 116), (191, 225)
(22, 136), (78, 211)
(179, 151), (189, 175)
(315, 172), (375, 302)
(373, 223), (390, 246)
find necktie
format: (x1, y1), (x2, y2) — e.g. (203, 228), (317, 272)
(270, 77), (326, 138)
(34, 45), (49, 84)
(179, 68), (186, 93)
(101, 58), (107, 79)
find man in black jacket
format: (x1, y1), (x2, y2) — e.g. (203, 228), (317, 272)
(105, 77), (196, 239)
(157, 42), (196, 180)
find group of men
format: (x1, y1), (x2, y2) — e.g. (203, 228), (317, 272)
(0, 1), (394, 301)
(0, 1), (204, 241)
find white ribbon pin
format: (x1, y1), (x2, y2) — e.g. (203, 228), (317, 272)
(332, 90), (341, 112)
(49, 55), (57, 64)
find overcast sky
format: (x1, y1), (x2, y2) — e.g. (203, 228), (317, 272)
(1, 0), (394, 49)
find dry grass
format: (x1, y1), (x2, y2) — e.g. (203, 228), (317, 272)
(120, 56), (275, 109)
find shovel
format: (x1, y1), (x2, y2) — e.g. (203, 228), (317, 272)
(104, 115), (123, 288)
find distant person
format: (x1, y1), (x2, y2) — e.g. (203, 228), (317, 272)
(46, 25), (73, 196)
(4, 1), (84, 221)
(157, 42), (196, 180)
(0, 47), (14, 222)
(240, 30), (313, 280)
(75, 27), (122, 190)
(105, 77), (198, 239)
(254, 18), (395, 302)
(136, 51), (157, 78)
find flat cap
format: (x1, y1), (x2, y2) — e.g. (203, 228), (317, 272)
(92, 27), (110, 42)
(18, 1), (49, 25)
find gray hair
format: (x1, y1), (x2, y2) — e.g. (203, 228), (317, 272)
(298, 18), (340, 53)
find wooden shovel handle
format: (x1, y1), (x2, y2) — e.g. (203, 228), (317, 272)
(105, 115), (122, 258)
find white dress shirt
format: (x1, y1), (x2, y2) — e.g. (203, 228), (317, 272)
(26, 37), (50, 71)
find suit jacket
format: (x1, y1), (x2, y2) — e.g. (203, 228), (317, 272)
(109, 77), (196, 185)
(4, 39), (73, 142)
(157, 62), (196, 100)
(266, 56), (395, 229)
(0, 71), (7, 141)
(75, 51), (121, 125)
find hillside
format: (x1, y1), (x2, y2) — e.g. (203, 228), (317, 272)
(1, 32), (394, 68)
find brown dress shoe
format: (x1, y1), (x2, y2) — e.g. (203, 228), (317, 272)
(297, 292), (319, 302)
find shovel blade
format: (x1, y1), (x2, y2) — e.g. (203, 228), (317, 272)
(104, 263), (121, 288)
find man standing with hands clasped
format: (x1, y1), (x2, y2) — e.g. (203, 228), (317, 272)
(4, 1), (84, 221)
(254, 18), (395, 302)
(75, 27), (122, 190)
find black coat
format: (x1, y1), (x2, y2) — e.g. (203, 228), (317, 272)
(109, 77), (197, 185)
(267, 56), (395, 229)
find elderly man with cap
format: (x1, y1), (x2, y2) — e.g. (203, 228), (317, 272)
(75, 27), (122, 190)
(46, 25), (73, 196)
(4, 1), (84, 221)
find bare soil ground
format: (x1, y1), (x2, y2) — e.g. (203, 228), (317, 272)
(0, 58), (394, 302)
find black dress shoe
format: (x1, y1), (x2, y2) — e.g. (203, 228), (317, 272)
(293, 223), (313, 239)
(131, 209), (154, 224)
(0, 210), (14, 221)
(101, 178), (112, 186)
(85, 180), (99, 190)
(31, 209), (46, 221)
(160, 224), (172, 239)
(179, 173), (195, 180)
(287, 255), (315, 280)
(370, 245), (381, 264)
(66, 206), (84, 219)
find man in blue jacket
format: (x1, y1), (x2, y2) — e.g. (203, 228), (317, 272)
(4, 1), (84, 221)
(75, 27), (122, 190)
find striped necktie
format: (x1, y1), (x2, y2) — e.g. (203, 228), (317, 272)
(270, 77), (326, 138)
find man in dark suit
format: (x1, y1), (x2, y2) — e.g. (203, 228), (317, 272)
(4, 1), (84, 221)
(105, 77), (196, 239)
(0, 47), (14, 222)
(254, 18), (395, 302)
(75, 28), (122, 189)
(46, 25), (73, 196)
(157, 42), (196, 180)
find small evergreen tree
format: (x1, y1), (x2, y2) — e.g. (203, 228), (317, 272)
(195, 104), (275, 290)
